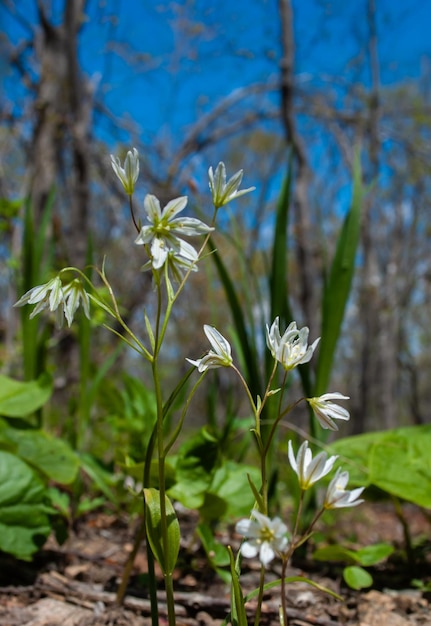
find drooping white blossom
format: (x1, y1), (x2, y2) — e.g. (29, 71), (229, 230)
(307, 392), (350, 430)
(14, 276), (90, 328)
(324, 468), (365, 509)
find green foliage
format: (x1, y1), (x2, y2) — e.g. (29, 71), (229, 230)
(0, 450), (53, 560)
(0, 373), (52, 418)
(329, 424), (431, 508)
(0, 418), (79, 484)
(167, 427), (260, 523)
(144, 488), (180, 576)
(0, 375), (79, 558)
(314, 153), (363, 396)
(313, 542), (393, 590)
(196, 522), (231, 583)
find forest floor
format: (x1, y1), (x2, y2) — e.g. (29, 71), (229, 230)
(0, 502), (430, 626)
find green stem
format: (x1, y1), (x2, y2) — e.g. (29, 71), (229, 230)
(254, 565), (266, 626)
(280, 557), (289, 626)
(153, 276), (176, 626)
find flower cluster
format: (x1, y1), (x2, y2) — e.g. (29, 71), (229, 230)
(14, 276), (90, 328)
(235, 443), (364, 566)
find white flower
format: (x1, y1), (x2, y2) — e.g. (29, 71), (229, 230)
(307, 392), (350, 430)
(14, 276), (90, 328)
(235, 510), (288, 566)
(62, 279), (91, 327)
(288, 440), (338, 490)
(208, 162), (255, 209)
(110, 148), (139, 195)
(186, 325), (233, 372)
(266, 317), (320, 371)
(135, 194), (213, 270)
(324, 468), (365, 509)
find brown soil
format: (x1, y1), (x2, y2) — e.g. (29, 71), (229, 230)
(0, 502), (430, 626)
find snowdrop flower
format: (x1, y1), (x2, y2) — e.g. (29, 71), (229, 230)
(307, 392), (350, 430)
(110, 147), (139, 195)
(236, 510), (288, 566)
(266, 317), (320, 371)
(135, 194), (213, 270)
(208, 162), (255, 209)
(324, 468), (365, 509)
(288, 440), (338, 490)
(14, 276), (90, 328)
(186, 325), (233, 372)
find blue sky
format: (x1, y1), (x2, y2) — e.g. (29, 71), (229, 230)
(2, 0), (430, 153)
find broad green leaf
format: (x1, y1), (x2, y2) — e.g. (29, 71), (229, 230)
(0, 451), (52, 559)
(199, 462), (261, 523)
(168, 427), (220, 509)
(315, 152), (363, 396)
(144, 488), (180, 576)
(368, 430), (431, 508)
(343, 565), (373, 590)
(313, 545), (358, 564)
(0, 374), (52, 418)
(0, 421), (79, 484)
(330, 425), (431, 507)
(79, 453), (119, 504)
(197, 522), (230, 568)
(355, 543), (394, 566)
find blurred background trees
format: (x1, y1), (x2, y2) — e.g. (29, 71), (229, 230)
(1, 0), (431, 435)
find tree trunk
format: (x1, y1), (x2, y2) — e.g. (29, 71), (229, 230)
(278, 0), (318, 332)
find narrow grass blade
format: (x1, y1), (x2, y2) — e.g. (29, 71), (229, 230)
(314, 152), (363, 396)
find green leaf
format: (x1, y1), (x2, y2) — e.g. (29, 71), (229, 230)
(343, 565), (373, 590)
(313, 545), (359, 564)
(0, 451), (52, 559)
(0, 421), (79, 484)
(196, 522), (230, 568)
(315, 152), (363, 396)
(355, 543), (394, 566)
(0, 374), (52, 418)
(269, 164), (293, 326)
(168, 427), (220, 509)
(330, 425), (431, 507)
(199, 462), (261, 523)
(227, 545), (248, 626)
(208, 238), (261, 397)
(144, 488), (180, 576)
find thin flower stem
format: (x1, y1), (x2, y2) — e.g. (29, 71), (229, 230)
(254, 565), (266, 626)
(280, 557), (289, 626)
(152, 276), (176, 626)
(292, 490), (305, 542)
(129, 195), (140, 233)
